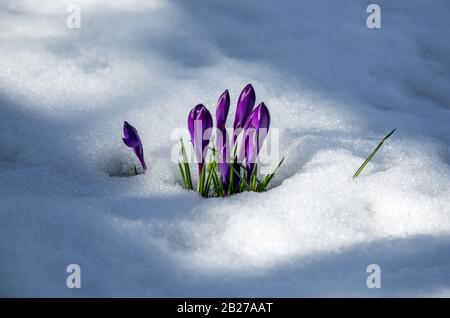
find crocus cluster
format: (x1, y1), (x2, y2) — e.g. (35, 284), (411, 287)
(180, 84), (282, 197)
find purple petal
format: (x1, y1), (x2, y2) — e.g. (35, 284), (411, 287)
(217, 128), (230, 192)
(134, 146), (147, 172)
(122, 121), (147, 172)
(216, 90), (230, 130)
(242, 102), (271, 179)
(215, 90), (231, 190)
(122, 137), (139, 148)
(187, 104), (213, 175)
(233, 84), (255, 143)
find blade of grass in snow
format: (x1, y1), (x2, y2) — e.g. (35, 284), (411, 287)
(353, 128), (396, 179)
(202, 144), (217, 197)
(228, 162), (234, 196)
(180, 139), (193, 190)
(230, 164), (246, 190)
(257, 157), (285, 192)
(202, 163), (214, 197)
(198, 164), (206, 194)
(250, 164), (258, 191)
(239, 175), (247, 192)
(209, 146), (225, 197)
(178, 161), (187, 188)
(211, 167), (224, 197)
(228, 145), (239, 195)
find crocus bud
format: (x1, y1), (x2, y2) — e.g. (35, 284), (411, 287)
(216, 89), (230, 131)
(232, 84), (255, 144)
(215, 90), (230, 193)
(188, 104), (213, 175)
(122, 121), (147, 172)
(243, 102), (270, 180)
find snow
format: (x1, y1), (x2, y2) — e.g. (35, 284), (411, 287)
(1, 0), (450, 297)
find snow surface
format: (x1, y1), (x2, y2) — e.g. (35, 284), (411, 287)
(1, 0), (450, 297)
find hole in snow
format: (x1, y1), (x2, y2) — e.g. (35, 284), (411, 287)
(103, 153), (144, 177)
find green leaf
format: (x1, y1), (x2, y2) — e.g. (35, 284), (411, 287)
(230, 164), (242, 180)
(257, 157), (285, 192)
(198, 164), (206, 194)
(239, 175), (247, 192)
(250, 164), (258, 191)
(228, 162), (234, 196)
(180, 138), (193, 190)
(209, 156), (225, 197)
(211, 167), (224, 197)
(353, 128), (396, 179)
(229, 155), (242, 194)
(202, 164), (214, 198)
(237, 166), (250, 192)
(230, 163), (247, 193)
(178, 161), (187, 188)
(232, 143), (238, 158)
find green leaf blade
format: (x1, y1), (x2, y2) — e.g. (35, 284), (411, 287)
(353, 128), (396, 179)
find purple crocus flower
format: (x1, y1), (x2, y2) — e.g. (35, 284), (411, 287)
(122, 121), (147, 173)
(215, 90), (230, 192)
(243, 102), (271, 181)
(232, 84), (255, 144)
(188, 104), (213, 175)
